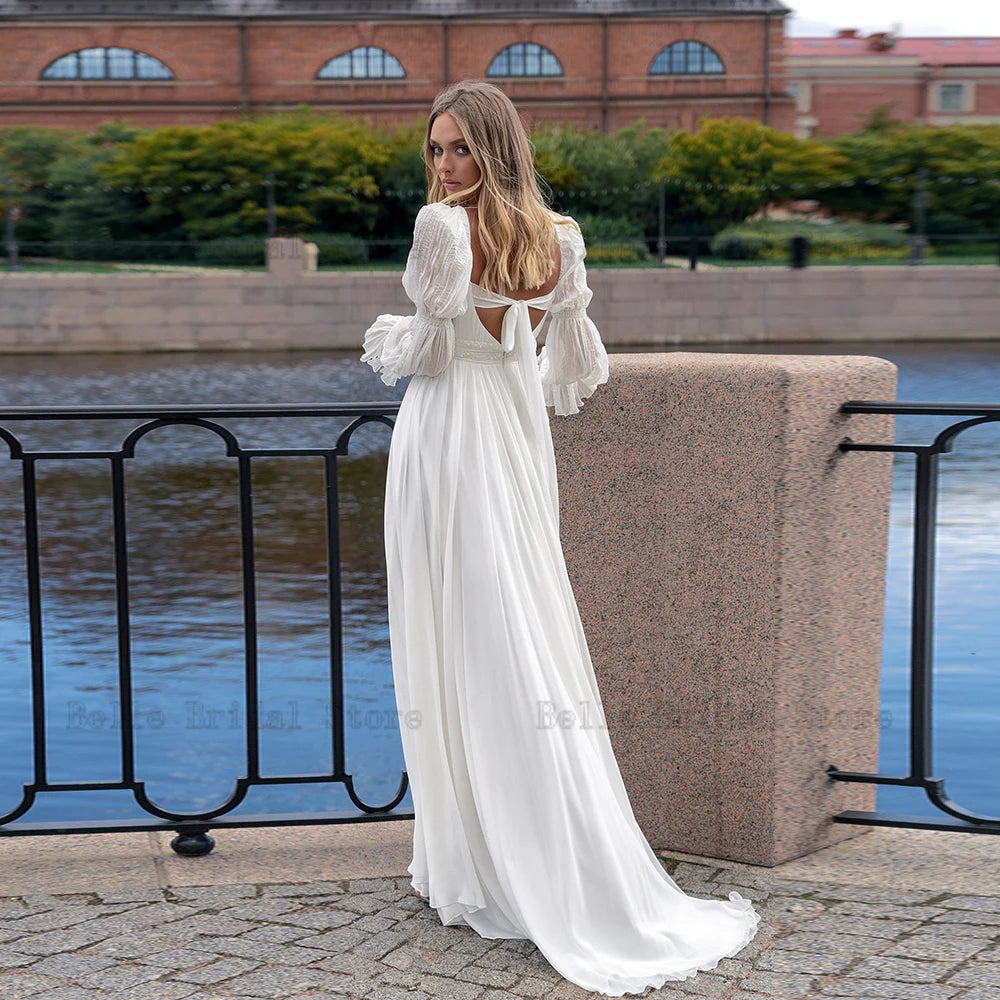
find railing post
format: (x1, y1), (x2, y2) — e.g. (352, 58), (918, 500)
(910, 165), (928, 266)
(656, 179), (666, 265)
(790, 235), (809, 268)
(910, 449), (938, 782)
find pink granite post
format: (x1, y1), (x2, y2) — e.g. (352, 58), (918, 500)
(551, 352), (897, 866)
(266, 237), (316, 277)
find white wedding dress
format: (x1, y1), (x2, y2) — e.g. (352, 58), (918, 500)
(361, 203), (761, 996)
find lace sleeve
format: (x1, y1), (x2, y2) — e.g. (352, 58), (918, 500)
(538, 221), (609, 416)
(361, 203), (472, 386)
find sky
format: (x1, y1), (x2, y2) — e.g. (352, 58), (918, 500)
(786, 0), (1000, 37)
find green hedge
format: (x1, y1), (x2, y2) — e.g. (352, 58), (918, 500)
(23, 239), (201, 263)
(574, 213), (651, 264)
(586, 241), (651, 264)
(755, 243), (914, 263)
(573, 213), (643, 242)
(193, 232), (369, 267)
(711, 220), (910, 262)
(195, 237), (266, 267)
(308, 233), (369, 266)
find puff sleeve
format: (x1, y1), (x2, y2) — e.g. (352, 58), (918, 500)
(361, 203), (472, 386)
(538, 223), (610, 416)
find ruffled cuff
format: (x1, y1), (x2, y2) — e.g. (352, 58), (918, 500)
(361, 312), (454, 387)
(538, 312), (610, 417)
(361, 314), (408, 386)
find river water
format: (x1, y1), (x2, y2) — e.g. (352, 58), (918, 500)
(0, 341), (997, 826)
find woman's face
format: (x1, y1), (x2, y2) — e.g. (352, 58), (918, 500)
(429, 113), (482, 198)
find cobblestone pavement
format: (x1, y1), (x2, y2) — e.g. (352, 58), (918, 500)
(1, 857), (999, 1000)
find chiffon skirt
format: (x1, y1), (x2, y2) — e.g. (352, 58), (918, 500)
(383, 351), (761, 997)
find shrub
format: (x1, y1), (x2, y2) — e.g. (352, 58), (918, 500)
(574, 213), (651, 263)
(196, 237), (266, 267)
(25, 238), (198, 264)
(586, 241), (651, 264)
(308, 232), (370, 266)
(752, 243), (916, 263)
(574, 213), (643, 242)
(711, 219), (909, 261)
(716, 235), (750, 260)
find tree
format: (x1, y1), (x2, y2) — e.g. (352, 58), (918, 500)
(859, 104), (904, 134)
(47, 123), (146, 257)
(98, 110), (391, 241)
(824, 123), (1000, 234)
(532, 121), (670, 236)
(654, 117), (846, 229)
(369, 121), (429, 258)
(0, 126), (85, 243)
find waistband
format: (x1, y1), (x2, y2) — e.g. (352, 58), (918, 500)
(453, 342), (511, 364)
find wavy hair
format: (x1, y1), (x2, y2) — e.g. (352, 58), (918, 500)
(424, 80), (572, 294)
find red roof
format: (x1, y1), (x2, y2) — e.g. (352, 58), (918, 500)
(787, 36), (1000, 65)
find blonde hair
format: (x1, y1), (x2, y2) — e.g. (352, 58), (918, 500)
(424, 80), (570, 294)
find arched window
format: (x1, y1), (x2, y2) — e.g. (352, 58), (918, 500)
(487, 43), (563, 78)
(650, 41), (725, 75)
(40, 47), (173, 80)
(317, 46), (405, 80)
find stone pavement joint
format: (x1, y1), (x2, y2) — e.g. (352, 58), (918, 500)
(0, 860), (999, 999)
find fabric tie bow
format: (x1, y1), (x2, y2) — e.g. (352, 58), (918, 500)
(472, 287), (557, 357)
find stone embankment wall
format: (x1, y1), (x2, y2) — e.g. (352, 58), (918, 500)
(0, 267), (996, 353)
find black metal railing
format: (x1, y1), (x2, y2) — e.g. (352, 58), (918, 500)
(4, 400), (997, 849)
(830, 401), (1000, 835)
(0, 403), (406, 855)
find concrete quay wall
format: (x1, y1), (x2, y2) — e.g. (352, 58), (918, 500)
(0, 266), (997, 353)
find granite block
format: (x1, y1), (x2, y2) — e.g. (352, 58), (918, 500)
(550, 352), (897, 865)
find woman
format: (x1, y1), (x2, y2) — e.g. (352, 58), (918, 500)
(361, 80), (760, 997)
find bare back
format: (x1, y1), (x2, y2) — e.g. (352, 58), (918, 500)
(464, 206), (562, 342)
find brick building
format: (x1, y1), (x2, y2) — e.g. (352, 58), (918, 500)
(787, 30), (1000, 136)
(0, 0), (793, 133)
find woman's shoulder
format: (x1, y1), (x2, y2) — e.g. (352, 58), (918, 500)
(413, 201), (469, 237)
(409, 201), (473, 264)
(548, 211), (586, 267)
